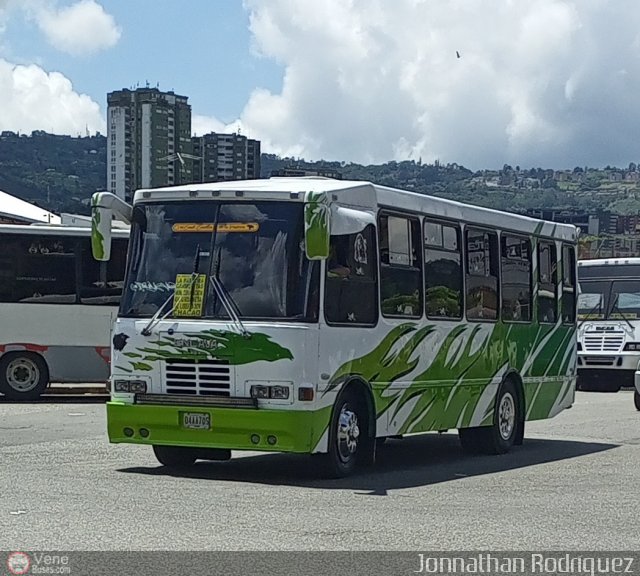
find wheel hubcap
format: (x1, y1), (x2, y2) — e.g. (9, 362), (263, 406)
(6, 358), (40, 392)
(498, 392), (516, 440)
(337, 404), (360, 463)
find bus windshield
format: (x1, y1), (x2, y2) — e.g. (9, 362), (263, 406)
(120, 201), (319, 321)
(578, 279), (640, 320)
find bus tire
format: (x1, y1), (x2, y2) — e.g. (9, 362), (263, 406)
(153, 445), (197, 468)
(634, 390), (640, 411)
(200, 448), (231, 461)
(320, 387), (369, 478)
(459, 379), (520, 455)
(0, 352), (49, 401)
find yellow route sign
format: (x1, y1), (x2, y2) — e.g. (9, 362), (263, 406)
(172, 222), (259, 233)
(174, 274), (206, 317)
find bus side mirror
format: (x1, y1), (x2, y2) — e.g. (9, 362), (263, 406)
(304, 202), (330, 260)
(92, 202), (112, 261)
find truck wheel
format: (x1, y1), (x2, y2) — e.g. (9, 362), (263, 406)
(0, 353), (49, 401)
(634, 391), (640, 412)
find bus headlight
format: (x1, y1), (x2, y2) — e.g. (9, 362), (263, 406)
(113, 379), (147, 393)
(249, 383), (291, 400)
(624, 343), (640, 351)
(250, 385), (270, 399)
(269, 386), (290, 400)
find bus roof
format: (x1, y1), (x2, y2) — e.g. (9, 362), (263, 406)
(578, 257), (640, 267)
(133, 177), (577, 241)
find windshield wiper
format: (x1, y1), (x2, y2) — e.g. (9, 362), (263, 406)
(203, 206), (251, 339)
(140, 245), (203, 337)
(578, 301), (603, 327)
(210, 247), (251, 339)
(609, 294), (634, 330)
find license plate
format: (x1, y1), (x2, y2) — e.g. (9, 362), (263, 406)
(181, 412), (211, 430)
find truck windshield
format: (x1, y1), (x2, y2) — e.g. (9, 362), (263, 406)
(578, 279), (640, 320)
(120, 201), (319, 321)
(577, 281), (607, 320)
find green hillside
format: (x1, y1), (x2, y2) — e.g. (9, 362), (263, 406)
(2, 130), (640, 217)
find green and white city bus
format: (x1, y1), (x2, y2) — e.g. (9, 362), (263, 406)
(91, 177), (578, 477)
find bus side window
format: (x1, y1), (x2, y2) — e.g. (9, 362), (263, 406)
(324, 225), (377, 326)
(537, 241), (558, 323)
(378, 213), (423, 318)
(0, 235), (76, 304)
(501, 234), (532, 322)
(562, 244), (576, 324)
(424, 220), (462, 319)
(465, 228), (499, 321)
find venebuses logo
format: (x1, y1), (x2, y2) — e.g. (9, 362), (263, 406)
(7, 551), (31, 575)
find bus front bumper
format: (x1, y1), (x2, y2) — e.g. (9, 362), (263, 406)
(577, 352), (640, 372)
(106, 401), (330, 454)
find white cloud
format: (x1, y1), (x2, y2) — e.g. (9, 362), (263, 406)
(0, 59), (105, 134)
(191, 114), (228, 137)
(241, 0), (640, 169)
(34, 0), (121, 56)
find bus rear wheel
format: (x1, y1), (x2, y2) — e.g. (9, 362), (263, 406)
(0, 353), (49, 401)
(634, 391), (640, 411)
(153, 445), (197, 468)
(459, 379), (521, 455)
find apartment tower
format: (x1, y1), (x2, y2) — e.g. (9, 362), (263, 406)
(191, 133), (261, 183)
(107, 87), (193, 202)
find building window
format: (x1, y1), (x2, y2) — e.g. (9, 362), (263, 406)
(378, 213), (422, 318)
(325, 225), (377, 325)
(501, 234), (532, 322)
(465, 228), (499, 321)
(424, 220), (462, 319)
(561, 244), (576, 324)
(537, 241), (558, 323)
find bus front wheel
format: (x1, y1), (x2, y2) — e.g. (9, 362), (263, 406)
(459, 379), (522, 455)
(0, 353), (49, 401)
(634, 391), (640, 411)
(320, 388), (370, 478)
(153, 445), (197, 468)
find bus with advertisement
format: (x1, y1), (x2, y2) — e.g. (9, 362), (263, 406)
(91, 177), (578, 477)
(0, 222), (128, 400)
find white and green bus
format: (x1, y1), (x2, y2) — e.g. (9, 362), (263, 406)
(91, 177), (578, 477)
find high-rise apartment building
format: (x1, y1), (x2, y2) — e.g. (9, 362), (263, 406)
(191, 133), (261, 183)
(107, 88), (193, 201)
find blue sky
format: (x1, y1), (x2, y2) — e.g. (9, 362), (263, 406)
(1, 1), (283, 124)
(1, 0), (640, 170)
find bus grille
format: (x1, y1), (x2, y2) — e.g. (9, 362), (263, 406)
(163, 359), (231, 396)
(583, 332), (624, 353)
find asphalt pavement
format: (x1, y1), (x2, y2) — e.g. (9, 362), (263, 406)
(1, 390), (639, 551)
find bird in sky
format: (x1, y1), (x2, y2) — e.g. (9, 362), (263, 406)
(456, 50), (461, 58)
